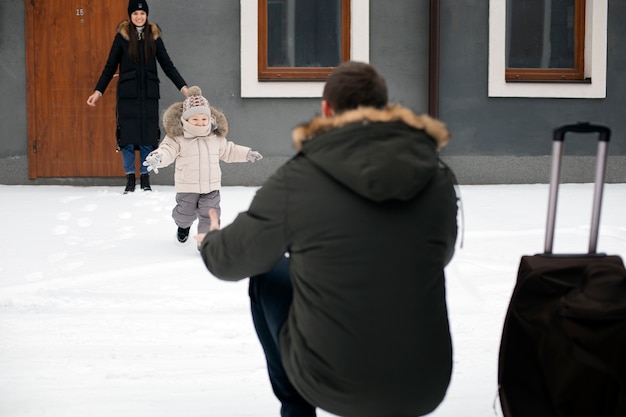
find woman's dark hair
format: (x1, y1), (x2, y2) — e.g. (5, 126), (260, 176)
(128, 22), (156, 63)
(322, 61), (388, 113)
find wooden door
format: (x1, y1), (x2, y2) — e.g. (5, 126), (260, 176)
(25, 0), (128, 178)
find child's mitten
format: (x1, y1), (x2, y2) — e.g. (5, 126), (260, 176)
(246, 150), (263, 162)
(143, 151), (162, 173)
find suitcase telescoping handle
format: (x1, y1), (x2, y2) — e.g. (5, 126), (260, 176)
(544, 122), (611, 255)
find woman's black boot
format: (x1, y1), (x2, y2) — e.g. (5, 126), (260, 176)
(140, 173), (152, 191)
(124, 174), (136, 194)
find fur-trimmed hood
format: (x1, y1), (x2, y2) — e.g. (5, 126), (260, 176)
(292, 104), (450, 151)
(162, 100), (229, 138)
(291, 104), (452, 202)
(117, 20), (161, 41)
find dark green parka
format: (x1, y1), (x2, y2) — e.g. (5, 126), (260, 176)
(201, 104), (458, 417)
(94, 21), (187, 148)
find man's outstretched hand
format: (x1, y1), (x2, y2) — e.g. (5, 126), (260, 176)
(194, 208), (220, 246)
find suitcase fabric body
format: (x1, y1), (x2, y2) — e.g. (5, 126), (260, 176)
(498, 123), (626, 417)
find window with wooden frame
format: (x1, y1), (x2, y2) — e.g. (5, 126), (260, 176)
(258, 0), (351, 81)
(505, 0), (586, 82)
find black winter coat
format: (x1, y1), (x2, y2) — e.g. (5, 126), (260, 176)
(94, 21), (186, 148)
(200, 105), (458, 417)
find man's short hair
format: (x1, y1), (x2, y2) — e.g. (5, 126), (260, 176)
(322, 61), (388, 114)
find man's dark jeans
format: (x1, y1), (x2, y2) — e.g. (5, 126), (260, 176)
(249, 257), (316, 417)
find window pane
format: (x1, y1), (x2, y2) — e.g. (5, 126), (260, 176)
(506, 0), (576, 68)
(267, 0), (342, 68)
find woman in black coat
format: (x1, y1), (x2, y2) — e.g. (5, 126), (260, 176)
(87, 0), (188, 193)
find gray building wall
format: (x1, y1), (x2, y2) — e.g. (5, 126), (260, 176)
(0, 1), (28, 175)
(1, 0), (625, 186)
(439, 0), (626, 184)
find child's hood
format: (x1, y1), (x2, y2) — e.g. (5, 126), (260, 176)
(162, 101), (229, 138)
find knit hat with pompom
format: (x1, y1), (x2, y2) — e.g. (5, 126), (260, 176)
(182, 86), (211, 120)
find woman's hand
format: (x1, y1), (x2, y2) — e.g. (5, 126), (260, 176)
(86, 91), (101, 106)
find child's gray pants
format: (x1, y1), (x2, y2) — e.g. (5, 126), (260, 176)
(172, 191), (221, 233)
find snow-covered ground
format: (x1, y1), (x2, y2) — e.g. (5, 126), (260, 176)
(1, 183), (625, 417)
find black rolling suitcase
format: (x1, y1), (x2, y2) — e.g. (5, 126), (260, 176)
(498, 123), (626, 417)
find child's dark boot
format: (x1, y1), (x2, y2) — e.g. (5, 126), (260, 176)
(177, 226), (191, 243)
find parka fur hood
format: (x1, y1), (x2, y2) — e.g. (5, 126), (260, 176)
(292, 104), (450, 151)
(162, 101), (229, 138)
(290, 104), (452, 202)
(117, 20), (161, 41)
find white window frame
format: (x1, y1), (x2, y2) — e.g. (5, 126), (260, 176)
(488, 0), (607, 98)
(240, 0), (369, 98)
